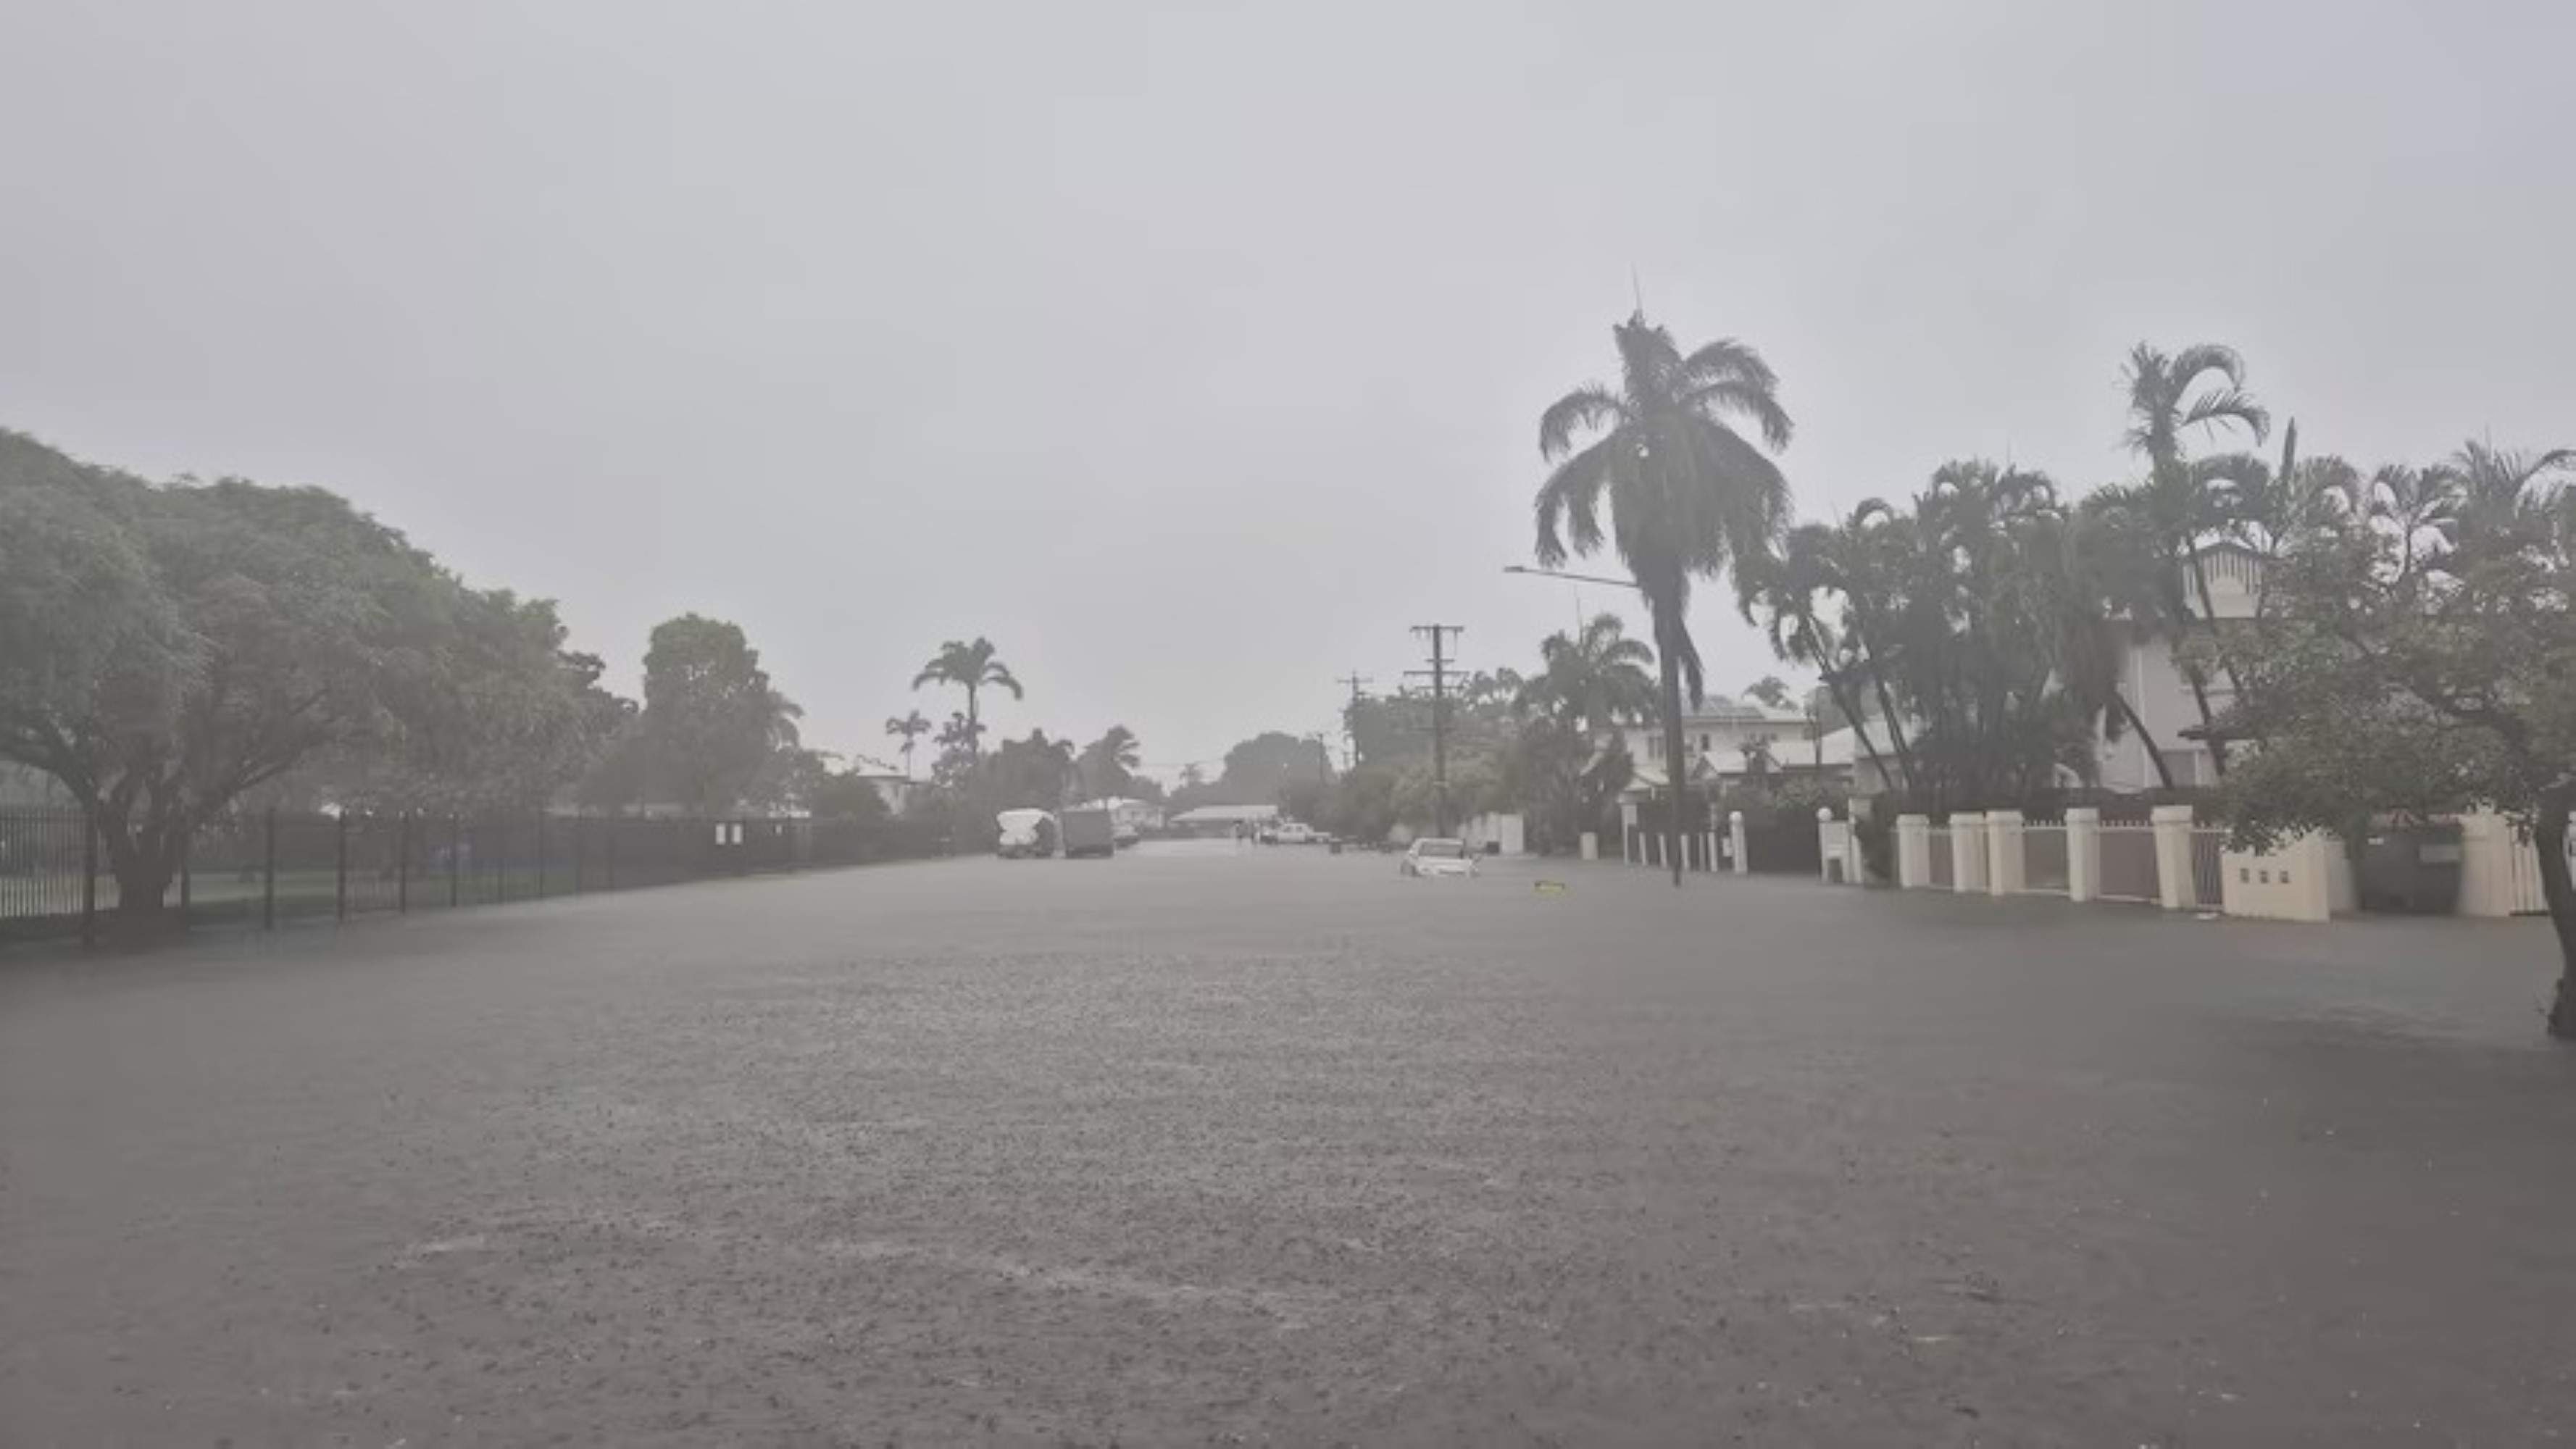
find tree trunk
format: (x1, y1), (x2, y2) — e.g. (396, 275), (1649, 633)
(1658, 623), (1685, 888)
(100, 817), (184, 934)
(2177, 656), (2230, 778)
(2111, 692), (2177, 790)
(2536, 809), (2576, 1040)
(1846, 615), (1917, 790)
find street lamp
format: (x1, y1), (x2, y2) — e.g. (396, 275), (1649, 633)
(1501, 564), (1643, 590)
(1503, 564), (1644, 635)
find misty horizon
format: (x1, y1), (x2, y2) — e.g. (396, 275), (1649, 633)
(9, 0), (2569, 775)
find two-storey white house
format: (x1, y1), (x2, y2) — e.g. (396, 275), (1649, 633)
(1614, 695), (1814, 798)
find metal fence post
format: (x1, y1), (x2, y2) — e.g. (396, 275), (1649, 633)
(572, 814), (585, 895)
(396, 811), (411, 913)
(533, 811), (546, 901)
(180, 830), (192, 916)
(449, 816), (462, 908)
(334, 811), (349, 921)
(262, 806), (278, 930)
(604, 817), (617, 890)
(80, 803), (99, 949)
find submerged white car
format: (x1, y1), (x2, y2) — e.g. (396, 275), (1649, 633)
(1400, 838), (1477, 878)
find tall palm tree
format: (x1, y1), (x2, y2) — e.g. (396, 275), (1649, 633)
(2120, 342), (2269, 777)
(883, 709), (933, 780)
(912, 638), (1022, 757)
(1535, 312), (1793, 885)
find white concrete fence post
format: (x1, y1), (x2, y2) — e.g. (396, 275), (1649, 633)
(1620, 801), (1638, 864)
(1951, 812), (1988, 893)
(2064, 807), (2101, 904)
(1896, 814), (1930, 889)
(1846, 799), (1868, 885)
(1578, 830), (1599, 862)
(1728, 811), (1749, 877)
(2151, 804), (2195, 911)
(1985, 808), (2024, 897)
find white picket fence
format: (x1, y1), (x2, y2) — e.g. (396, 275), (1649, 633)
(1835, 806), (2575, 922)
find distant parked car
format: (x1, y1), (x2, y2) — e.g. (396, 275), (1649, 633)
(1275, 822), (1317, 845)
(1399, 838), (1477, 879)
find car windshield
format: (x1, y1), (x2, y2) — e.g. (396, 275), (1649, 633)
(1417, 840), (1467, 858)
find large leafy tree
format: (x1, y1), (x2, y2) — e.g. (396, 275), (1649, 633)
(1534, 312), (1793, 885)
(1220, 731), (1333, 800)
(2220, 440), (2576, 1037)
(0, 430), (599, 924)
(912, 638), (1022, 756)
(635, 614), (802, 816)
(985, 730), (1077, 811)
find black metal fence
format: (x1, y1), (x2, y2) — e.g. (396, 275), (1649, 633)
(0, 808), (949, 945)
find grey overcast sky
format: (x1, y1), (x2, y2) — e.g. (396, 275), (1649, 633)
(6, 1), (2570, 778)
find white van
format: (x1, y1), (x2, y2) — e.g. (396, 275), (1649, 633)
(996, 809), (1057, 859)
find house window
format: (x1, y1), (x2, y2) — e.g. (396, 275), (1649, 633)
(1699, 733), (1711, 753)
(1647, 735), (1662, 759)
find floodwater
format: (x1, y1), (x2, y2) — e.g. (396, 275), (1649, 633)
(5, 849), (2573, 1443)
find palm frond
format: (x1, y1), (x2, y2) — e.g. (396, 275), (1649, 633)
(985, 661), (1025, 700)
(2180, 385), (2270, 443)
(1681, 377), (1793, 451)
(1533, 435), (1619, 567)
(2169, 343), (2248, 389)
(1538, 384), (1625, 461)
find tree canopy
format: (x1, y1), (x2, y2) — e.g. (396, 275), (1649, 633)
(0, 430), (604, 920)
(2220, 440), (2576, 1034)
(635, 614), (802, 817)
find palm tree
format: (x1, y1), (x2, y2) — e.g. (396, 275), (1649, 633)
(2062, 492), (2183, 788)
(1517, 613), (1657, 739)
(1078, 724), (1142, 798)
(2448, 439), (2576, 539)
(1746, 523), (1902, 792)
(1535, 312), (1793, 885)
(2120, 342), (2270, 776)
(912, 638), (1022, 757)
(884, 709), (933, 780)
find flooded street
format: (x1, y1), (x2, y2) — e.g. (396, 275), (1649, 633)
(7, 851), (2575, 1444)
